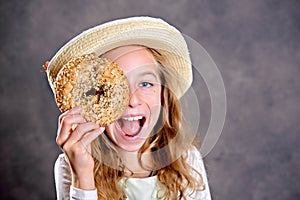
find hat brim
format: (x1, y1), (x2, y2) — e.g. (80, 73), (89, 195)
(47, 16), (192, 98)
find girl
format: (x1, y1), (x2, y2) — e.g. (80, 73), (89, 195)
(48, 17), (211, 200)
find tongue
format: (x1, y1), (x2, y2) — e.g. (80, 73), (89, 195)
(118, 119), (141, 136)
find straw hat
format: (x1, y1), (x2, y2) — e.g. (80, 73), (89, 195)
(47, 16), (192, 98)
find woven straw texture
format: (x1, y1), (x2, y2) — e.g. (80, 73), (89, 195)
(47, 16), (192, 98)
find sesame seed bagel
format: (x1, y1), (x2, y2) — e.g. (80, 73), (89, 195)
(54, 53), (130, 126)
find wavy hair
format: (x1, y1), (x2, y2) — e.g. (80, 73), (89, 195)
(90, 47), (205, 199)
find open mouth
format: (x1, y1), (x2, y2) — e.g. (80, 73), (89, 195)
(116, 115), (146, 139)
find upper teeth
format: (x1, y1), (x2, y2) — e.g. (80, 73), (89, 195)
(123, 116), (143, 121)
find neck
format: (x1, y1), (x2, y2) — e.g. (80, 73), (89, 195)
(118, 149), (154, 178)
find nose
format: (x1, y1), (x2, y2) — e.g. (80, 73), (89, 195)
(128, 89), (142, 108)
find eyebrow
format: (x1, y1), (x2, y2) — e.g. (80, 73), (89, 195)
(137, 71), (159, 81)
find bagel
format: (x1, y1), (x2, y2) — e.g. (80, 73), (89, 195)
(54, 53), (130, 126)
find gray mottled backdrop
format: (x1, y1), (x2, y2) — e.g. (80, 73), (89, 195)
(0, 0), (299, 199)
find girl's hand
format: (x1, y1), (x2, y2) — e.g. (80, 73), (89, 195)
(56, 107), (104, 189)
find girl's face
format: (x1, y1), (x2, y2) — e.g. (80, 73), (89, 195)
(104, 46), (162, 152)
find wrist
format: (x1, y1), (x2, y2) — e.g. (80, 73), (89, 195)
(72, 172), (95, 190)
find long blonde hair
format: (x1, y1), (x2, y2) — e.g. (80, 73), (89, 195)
(91, 48), (205, 199)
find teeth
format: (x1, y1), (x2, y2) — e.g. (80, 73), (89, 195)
(123, 116), (143, 121)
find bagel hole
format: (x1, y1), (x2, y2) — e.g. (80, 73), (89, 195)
(85, 87), (105, 103)
(85, 88), (97, 96)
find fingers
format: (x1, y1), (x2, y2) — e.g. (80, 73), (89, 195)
(81, 127), (105, 148)
(56, 114), (86, 147)
(62, 126), (104, 158)
(56, 107), (85, 147)
(58, 107), (82, 126)
(56, 107), (105, 154)
(67, 122), (100, 145)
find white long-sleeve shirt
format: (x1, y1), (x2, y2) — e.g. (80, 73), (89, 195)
(54, 146), (212, 200)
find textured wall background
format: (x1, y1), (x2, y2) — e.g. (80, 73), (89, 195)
(0, 0), (299, 199)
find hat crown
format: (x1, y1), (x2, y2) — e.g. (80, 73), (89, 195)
(47, 16), (192, 98)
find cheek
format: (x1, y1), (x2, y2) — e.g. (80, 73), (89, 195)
(146, 91), (162, 120)
(144, 91), (161, 109)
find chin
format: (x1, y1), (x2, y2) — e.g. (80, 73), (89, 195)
(117, 141), (145, 152)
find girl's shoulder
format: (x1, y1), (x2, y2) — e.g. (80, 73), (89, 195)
(184, 146), (212, 199)
(185, 145), (203, 162)
(184, 145), (208, 179)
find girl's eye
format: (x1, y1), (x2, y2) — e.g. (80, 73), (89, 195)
(139, 82), (153, 88)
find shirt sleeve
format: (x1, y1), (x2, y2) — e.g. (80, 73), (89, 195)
(54, 154), (98, 200)
(54, 154), (72, 200)
(185, 146), (212, 200)
(69, 186), (98, 200)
